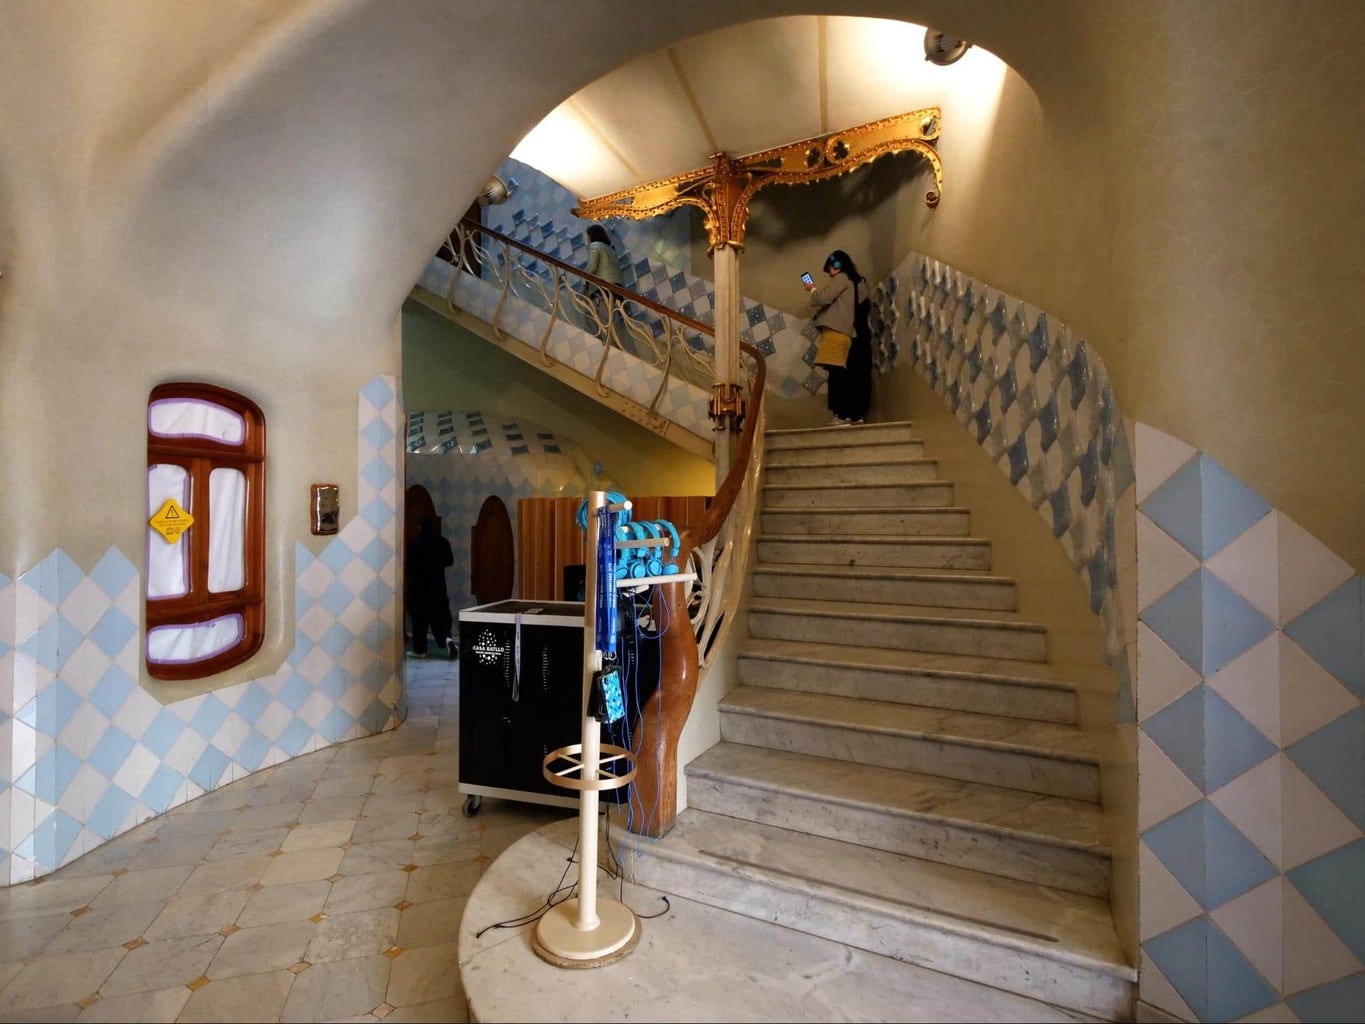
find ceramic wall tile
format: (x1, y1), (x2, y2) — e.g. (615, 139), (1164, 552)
(1206, 514), (1279, 625)
(0, 376), (403, 884)
(1132, 424), (1363, 1021)
(1135, 424), (1197, 506)
(1137, 514), (1201, 615)
(1275, 513), (1356, 628)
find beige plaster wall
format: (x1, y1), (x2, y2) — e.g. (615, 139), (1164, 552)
(402, 302), (715, 496)
(706, 2), (1365, 573)
(2, 0), (1360, 693)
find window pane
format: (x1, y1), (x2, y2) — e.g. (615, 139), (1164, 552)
(208, 468), (246, 593)
(147, 463), (190, 599)
(146, 614), (245, 664)
(148, 398), (246, 445)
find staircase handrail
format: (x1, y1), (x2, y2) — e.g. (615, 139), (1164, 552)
(455, 218), (717, 336)
(435, 219), (767, 839)
(436, 218), (717, 430)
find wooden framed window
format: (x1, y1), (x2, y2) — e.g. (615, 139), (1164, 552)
(145, 383), (265, 680)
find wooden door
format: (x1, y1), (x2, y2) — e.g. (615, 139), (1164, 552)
(470, 495), (514, 606)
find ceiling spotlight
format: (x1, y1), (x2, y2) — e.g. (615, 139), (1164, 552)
(476, 175), (512, 206)
(924, 29), (972, 66)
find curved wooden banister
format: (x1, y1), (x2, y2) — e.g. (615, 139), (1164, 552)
(458, 218), (716, 337)
(440, 216), (768, 841)
(627, 341), (766, 839)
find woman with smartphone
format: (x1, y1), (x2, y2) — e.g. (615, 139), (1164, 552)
(803, 249), (872, 425)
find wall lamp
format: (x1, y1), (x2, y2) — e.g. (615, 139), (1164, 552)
(924, 29), (972, 66)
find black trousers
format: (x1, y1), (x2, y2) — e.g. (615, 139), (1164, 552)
(409, 598), (453, 654)
(827, 334), (872, 421)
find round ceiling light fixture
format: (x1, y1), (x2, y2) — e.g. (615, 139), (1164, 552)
(476, 175), (512, 206)
(924, 29), (972, 66)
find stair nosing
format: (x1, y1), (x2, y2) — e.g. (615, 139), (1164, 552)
(659, 810), (1135, 981)
(762, 506), (971, 515)
(766, 422), (915, 436)
(689, 745), (1109, 855)
(749, 597), (1047, 633)
(752, 564), (1012, 584)
(758, 534), (988, 545)
(767, 456), (937, 467)
(762, 481), (950, 491)
(737, 642), (1075, 692)
(719, 697), (1099, 765)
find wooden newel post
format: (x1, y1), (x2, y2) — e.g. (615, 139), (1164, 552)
(622, 541), (701, 839)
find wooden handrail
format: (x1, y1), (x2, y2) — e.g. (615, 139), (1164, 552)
(444, 219), (769, 841)
(622, 341), (765, 840)
(456, 219), (716, 337)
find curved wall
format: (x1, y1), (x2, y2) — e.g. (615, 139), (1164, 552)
(1, 0), (1360, 924)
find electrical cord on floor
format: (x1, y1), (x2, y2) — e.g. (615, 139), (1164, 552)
(473, 805), (670, 937)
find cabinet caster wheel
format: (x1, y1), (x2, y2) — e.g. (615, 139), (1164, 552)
(462, 795), (483, 817)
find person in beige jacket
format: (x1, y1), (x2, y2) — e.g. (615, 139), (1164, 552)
(805, 249), (871, 424)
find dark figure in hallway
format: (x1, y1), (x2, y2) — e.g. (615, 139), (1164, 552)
(805, 248), (872, 424)
(407, 515), (457, 658)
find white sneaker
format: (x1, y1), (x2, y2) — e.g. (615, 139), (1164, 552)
(445, 638), (459, 660)
(829, 414), (845, 425)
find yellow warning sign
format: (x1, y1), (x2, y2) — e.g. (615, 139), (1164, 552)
(149, 498), (194, 543)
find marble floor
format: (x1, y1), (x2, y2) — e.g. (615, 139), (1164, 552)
(2, 656), (1104, 1023)
(0, 655), (569, 1023)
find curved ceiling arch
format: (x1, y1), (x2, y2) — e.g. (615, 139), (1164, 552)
(108, 0), (1093, 336)
(510, 14), (1015, 201)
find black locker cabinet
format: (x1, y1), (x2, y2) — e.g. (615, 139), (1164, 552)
(456, 597), (661, 816)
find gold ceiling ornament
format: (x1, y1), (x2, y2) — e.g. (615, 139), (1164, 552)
(573, 107), (943, 253)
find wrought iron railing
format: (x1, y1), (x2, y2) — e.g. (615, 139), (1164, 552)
(434, 219), (717, 419)
(430, 219), (767, 839)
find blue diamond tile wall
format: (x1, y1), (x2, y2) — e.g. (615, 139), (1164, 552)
(887, 252), (1363, 1021)
(891, 252), (1135, 672)
(1132, 424), (1363, 1023)
(0, 376), (405, 885)
(404, 412), (610, 614)
(477, 158), (826, 401)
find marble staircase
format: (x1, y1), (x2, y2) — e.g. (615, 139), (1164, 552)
(623, 420), (1135, 1021)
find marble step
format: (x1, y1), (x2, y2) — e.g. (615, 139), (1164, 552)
(748, 596), (1047, 661)
(761, 506), (971, 537)
(621, 808), (1135, 1020)
(737, 636), (1076, 723)
(765, 458), (939, 487)
(686, 742), (1111, 897)
(762, 480), (955, 509)
(751, 563), (1014, 610)
(757, 534), (991, 570)
(767, 438), (926, 467)
(766, 420), (918, 449)
(718, 686), (1100, 801)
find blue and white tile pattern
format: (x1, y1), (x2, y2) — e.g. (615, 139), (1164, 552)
(1133, 424), (1363, 1023)
(0, 376), (405, 885)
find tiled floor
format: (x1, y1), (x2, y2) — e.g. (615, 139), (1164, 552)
(0, 655), (568, 1023)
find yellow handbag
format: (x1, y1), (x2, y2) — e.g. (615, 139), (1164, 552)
(813, 328), (852, 368)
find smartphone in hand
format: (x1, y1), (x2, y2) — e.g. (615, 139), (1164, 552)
(800, 272), (814, 287)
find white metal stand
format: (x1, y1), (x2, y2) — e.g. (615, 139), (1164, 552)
(532, 491), (640, 967)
